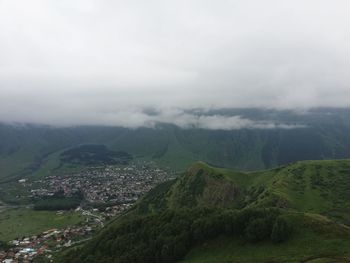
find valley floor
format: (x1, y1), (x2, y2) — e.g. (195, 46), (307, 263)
(0, 207), (83, 242)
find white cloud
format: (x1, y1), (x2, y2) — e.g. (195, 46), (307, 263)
(0, 0), (350, 127)
(0, 106), (304, 130)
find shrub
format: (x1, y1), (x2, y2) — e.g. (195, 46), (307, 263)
(271, 216), (292, 243)
(245, 218), (270, 242)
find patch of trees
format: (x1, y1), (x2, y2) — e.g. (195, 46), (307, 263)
(0, 240), (10, 250)
(60, 144), (132, 166)
(136, 179), (176, 214)
(33, 190), (83, 211)
(59, 208), (292, 263)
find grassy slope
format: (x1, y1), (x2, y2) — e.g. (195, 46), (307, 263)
(177, 161), (350, 263)
(137, 159), (350, 219)
(255, 160), (350, 224)
(130, 160), (350, 263)
(0, 208), (84, 241)
(181, 212), (350, 263)
(187, 160), (350, 224)
(182, 231), (350, 263)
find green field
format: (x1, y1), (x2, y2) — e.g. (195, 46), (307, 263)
(0, 208), (84, 241)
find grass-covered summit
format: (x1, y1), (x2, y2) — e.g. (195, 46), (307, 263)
(59, 159), (350, 263)
(138, 160), (350, 224)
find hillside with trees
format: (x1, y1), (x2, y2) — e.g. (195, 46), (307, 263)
(58, 159), (350, 263)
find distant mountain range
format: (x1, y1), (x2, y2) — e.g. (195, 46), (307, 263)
(1, 108), (350, 183)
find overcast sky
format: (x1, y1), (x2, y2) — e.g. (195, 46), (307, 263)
(1, 0), (350, 128)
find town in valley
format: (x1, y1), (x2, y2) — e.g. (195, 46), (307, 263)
(0, 162), (173, 262)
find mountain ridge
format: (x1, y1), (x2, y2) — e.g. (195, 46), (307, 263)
(59, 159), (350, 263)
(2, 108), (350, 186)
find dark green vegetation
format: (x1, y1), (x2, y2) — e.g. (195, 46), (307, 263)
(60, 208), (290, 263)
(59, 159), (350, 263)
(33, 190), (83, 211)
(60, 144), (132, 166)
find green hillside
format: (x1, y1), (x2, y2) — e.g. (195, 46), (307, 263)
(2, 108), (350, 188)
(58, 159), (350, 263)
(181, 214), (350, 263)
(136, 160), (350, 224)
